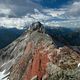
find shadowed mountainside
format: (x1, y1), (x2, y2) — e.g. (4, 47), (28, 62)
(0, 28), (24, 49)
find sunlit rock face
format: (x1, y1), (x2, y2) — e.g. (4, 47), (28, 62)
(0, 22), (80, 80)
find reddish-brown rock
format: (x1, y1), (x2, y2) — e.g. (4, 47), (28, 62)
(23, 42), (49, 80)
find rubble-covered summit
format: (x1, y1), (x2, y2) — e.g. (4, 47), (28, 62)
(0, 22), (80, 80)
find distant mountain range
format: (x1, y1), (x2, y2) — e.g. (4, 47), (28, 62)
(0, 23), (80, 49)
(0, 27), (24, 49)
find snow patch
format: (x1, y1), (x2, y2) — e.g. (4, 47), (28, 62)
(78, 63), (80, 67)
(0, 70), (9, 80)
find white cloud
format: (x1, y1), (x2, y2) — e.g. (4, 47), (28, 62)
(0, 1), (80, 29)
(0, 9), (66, 29)
(66, 1), (80, 17)
(0, 8), (11, 15)
(0, 4), (15, 17)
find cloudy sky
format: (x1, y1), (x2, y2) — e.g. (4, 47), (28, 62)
(0, 0), (80, 29)
(0, 0), (79, 17)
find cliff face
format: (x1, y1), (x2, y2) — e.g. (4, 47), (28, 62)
(0, 22), (80, 80)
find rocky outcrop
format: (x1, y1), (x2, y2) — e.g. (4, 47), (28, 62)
(0, 22), (80, 80)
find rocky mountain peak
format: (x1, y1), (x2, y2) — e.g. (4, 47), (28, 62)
(0, 22), (80, 80)
(29, 21), (45, 33)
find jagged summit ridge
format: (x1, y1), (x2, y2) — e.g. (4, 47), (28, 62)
(28, 22), (45, 33)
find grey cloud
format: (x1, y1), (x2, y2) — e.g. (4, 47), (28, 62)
(0, 0), (80, 17)
(0, 0), (43, 17)
(0, 3), (15, 17)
